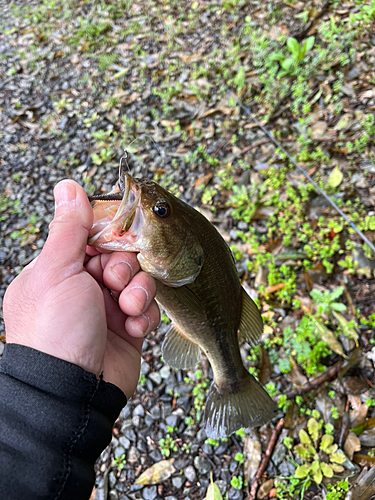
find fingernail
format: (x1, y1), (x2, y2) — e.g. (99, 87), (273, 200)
(125, 286), (149, 311)
(110, 261), (133, 286)
(129, 314), (150, 336)
(54, 180), (77, 209)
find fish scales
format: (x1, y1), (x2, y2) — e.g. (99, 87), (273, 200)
(88, 173), (276, 438)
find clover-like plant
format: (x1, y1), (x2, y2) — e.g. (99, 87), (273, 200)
(294, 413), (346, 484)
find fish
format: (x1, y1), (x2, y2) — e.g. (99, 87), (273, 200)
(88, 172), (276, 438)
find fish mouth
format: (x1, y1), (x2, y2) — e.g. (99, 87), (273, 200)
(88, 173), (141, 248)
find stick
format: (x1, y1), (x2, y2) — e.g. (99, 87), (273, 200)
(273, 362), (343, 401)
(247, 419), (285, 500)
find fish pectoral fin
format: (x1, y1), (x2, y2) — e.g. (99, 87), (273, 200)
(161, 324), (201, 370)
(203, 375), (277, 439)
(172, 285), (207, 320)
(238, 287), (263, 347)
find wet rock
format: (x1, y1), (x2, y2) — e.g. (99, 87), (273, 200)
(119, 436), (131, 450)
(142, 486), (157, 500)
(215, 441), (228, 455)
(166, 414), (180, 428)
(114, 446), (125, 457)
(150, 406), (161, 419)
(228, 487), (243, 500)
(128, 446), (140, 462)
(149, 372), (162, 385)
(202, 444), (213, 455)
(133, 404), (145, 417)
(124, 428), (137, 442)
(149, 449), (162, 462)
(184, 465), (197, 483)
(194, 456), (211, 475)
(196, 428), (207, 442)
(172, 475), (184, 489)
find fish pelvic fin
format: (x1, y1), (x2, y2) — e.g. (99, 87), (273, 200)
(161, 324), (201, 370)
(238, 287), (263, 347)
(203, 374), (277, 439)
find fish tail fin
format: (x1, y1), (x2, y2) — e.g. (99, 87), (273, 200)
(203, 374), (277, 439)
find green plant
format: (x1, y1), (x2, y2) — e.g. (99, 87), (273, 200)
(326, 479), (349, 500)
(269, 36), (315, 77)
(159, 434), (177, 457)
(112, 453), (126, 472)
(234, 453), (245, 464)
(294, 414), (346, 484)
(91, 147), (114, 165)
(230, 475), (243, 490)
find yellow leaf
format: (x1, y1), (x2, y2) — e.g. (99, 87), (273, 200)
(328, 166), (343, 188)
(206, 472), (223, 500)
(192, 1), (199, 9)
(136, 459), (176, 485)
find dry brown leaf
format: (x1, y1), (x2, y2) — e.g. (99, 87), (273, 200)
(244, 432), (261, 486)
(312, 318), (347, 359)
(349, 394), (368, 428)
(257, 479), (274, 499)
(344, 432), (361, 460)
(136, 459), (175, 485)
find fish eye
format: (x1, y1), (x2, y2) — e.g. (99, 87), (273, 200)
(153, 201), (171, 219)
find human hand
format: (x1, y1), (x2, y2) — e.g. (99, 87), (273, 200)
(3, 180), (160, 398)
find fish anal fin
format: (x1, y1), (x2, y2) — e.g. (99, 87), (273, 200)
(203, 374), (277, 439)
(238, 288), (263, 347)
(161, 324), (201, 370)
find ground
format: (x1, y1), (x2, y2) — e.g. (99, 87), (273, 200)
(1, 1), (375, 499)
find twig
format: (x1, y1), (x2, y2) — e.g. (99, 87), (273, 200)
(232, 94), (375, 256)
(240, 138), (271, 154)
(247, 419), (284, 500)
(273, 361), (344, 401)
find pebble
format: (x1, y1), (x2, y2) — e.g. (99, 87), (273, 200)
(124, 428), (137, 442)
(160, 365), (171, 379)
(184, 465), (197, 483)
(166, 414), (180, 428)
(142, 486), (157, 500)
(202, 444), (213, 455)
(194, 456), (212, 475)
(228, 487), (243, 500)
(149, 372), (162, 385)
(172, 475), (184, 489)
(128, 446), (140, 462)
(149, 449), (162, 462)
(119, 436), (131, 450)
(150, 406), (161, 419)
(114, 446), (125, 457)
(133, 404), (145, 417)
(196, 428), (207, 442)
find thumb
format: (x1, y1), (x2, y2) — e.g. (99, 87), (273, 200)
(37, 180), (93, 275)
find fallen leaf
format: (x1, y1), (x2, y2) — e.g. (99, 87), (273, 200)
(206, 472), (223, 500)
(327, 166), (343, 188)
(264, 283), (285, 294)
(312, 317), (347, 358)
(257, 478), (274, 499)
(353, 453), (375, 467)
(344, 432), (361, 460)
(244, 432), (262, 485)
(340, 376), (369, 395)
(311, 120), (328, 139)
(136, 459), (175, 485)
(349, 466), (375, 500)
(348, 395), (368, 429)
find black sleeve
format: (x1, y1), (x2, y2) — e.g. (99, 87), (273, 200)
(0, 344), (127, 500)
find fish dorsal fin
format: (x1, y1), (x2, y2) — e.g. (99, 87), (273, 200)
(161, 324), (201, 370)
(238, 287), (263, 347)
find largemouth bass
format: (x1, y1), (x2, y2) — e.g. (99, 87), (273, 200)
(88, 172), (276, 438)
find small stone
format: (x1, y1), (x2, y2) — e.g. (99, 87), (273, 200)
(133, 404), (145, 417)
(137, 439), (147, 453)
(140, 362), (150, 375)
(150, 406), (161, 419)
(160, 365), (171, 379)
(215, 480), (227, 495)
(184, 465), (197, 483)
(272, 443), (286, 466)
(172, 475), (184, 489)
(143, 486), (157, 500)
(119, 436), (131, 450)
(196, 428), (207, 442)
(109, 491), (119, 500)
(145, 415), (154, 427)
(214, 441), (228, 455)
(128, 446), (140, 462)
(124, 428), (137, 442)
(278, 460), (295, 476)
(194, 456), (211, 475)
(109, 471), (117, 488)
(114, 446), (125, 458)
(202, 444), (213, 455)
(228, 487), (243, 500)
(149, 449), (162, 462)
(220, 467), (231, 483)
(149, 372), (162, 385)
(254, 162), (269, 171)
(176, 396), (191, 413)
(166, 414), (180, 428)
(122, 406), (132, 420)
(165, 497), (178, 500)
